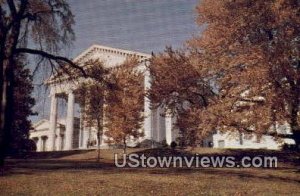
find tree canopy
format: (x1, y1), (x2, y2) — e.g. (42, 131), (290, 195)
(149, 47), (216, 145)
(149, 0), (300, 147)
(76, 60), (109, 161)
(189, 0), (300, 146)
(105, 58), (145, 153)
(9, 58), (37, 154)
(0, 0), (85, 167)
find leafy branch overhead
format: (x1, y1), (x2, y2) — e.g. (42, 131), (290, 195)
(1, 0), (87, 76)
(150, 0), (300, 147)
(0, 0), (87, 167)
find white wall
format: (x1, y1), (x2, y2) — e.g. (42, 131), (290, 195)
(211, 131), (282, 150)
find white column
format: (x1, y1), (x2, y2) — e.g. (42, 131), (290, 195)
(143, 66), (152, 140)
(36, 138), (41, 152)
(83, 128), (90, 149)
(79, 108), (83, 148)
(49, 94), (58, 151)
(65, 90), (75, 150)
(56, 132), (61, 151)
(165, 113), (173, 145)
(155, 108), (161, 142)
(151, 108), (159, 141)
(39, 137), (43, 152)
(158, 107), (166, 142)
(165, 112), (178, 145)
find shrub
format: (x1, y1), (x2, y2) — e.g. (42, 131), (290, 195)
(170, 141), (177, 150)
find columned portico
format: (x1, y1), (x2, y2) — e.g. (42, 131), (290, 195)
(44, 44), (175, 151)
(65, 90), (75, 150)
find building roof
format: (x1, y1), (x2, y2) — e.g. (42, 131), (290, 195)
(45, 44), (151, 84)
(31, 119), (66, 132)
(73, 44), (151, 64)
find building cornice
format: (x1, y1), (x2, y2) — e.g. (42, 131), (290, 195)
(74, 44), (151, 64)
(45, 44), (152, 85)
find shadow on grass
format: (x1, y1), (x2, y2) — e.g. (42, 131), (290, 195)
(8, 149), (95, 159)
(133, 148), (300, 167)
(2, 148), (300, 184)
(147, 167), (300, 184)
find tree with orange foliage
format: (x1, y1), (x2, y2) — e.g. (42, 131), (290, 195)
(149, 47), (216, 146)
(188, 0), (300, 148)
(76, 60), (109, 162)
(105, 59), (144, 153)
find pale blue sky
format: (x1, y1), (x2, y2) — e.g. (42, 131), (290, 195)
(68, 0), (200, 56)
(33, 0), (202, 121)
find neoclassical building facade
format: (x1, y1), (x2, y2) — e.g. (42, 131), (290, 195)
(30, 44), (295, 152)
(30, 45), (177, 152)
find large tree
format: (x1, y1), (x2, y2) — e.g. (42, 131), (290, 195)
(105, 59), (144, 153)
(149, 47), (216, 145)
(76, 60), (109, 162)
(0, 0), (85, 168)
(9, 58), (36, 154)
(188, 0), (300, 147)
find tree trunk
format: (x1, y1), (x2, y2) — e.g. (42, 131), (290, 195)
(123, 138), (127, 154)
(97, 133), (101, 162)
(0, 58), (15, 170)
(0, 6), (23, 171)
(96, 114), (103, 162)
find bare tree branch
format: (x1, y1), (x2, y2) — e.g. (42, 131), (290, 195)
(15, 47), (87, 77)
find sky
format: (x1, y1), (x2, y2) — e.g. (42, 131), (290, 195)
(33, 0), (202, 122)
(68, 0), (200, 56)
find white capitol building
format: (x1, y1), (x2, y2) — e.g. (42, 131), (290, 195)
(30, 44), (294, 152)
(30, 44), (177, 152)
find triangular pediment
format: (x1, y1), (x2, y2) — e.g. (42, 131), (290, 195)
(73, 44), (151, 68)
(46, 44), (151, 85)
(32, 119), (49, 129)
(32, 119), (66, 131)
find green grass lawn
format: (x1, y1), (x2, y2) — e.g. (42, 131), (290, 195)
(0, 148), (299, 195)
